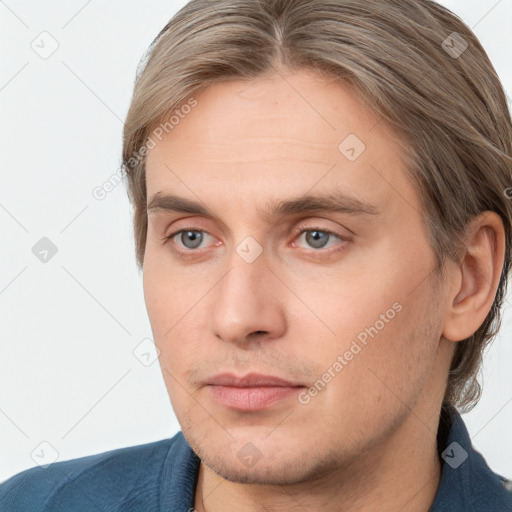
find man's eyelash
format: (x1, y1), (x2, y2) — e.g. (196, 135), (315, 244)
(296, 227), (349, 242)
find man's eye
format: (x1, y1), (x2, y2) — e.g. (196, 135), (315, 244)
(164, 228), (348, 252)
(295, 229), (348, 250)
(166, 230), (213, 250)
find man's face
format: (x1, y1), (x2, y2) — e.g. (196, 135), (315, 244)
(143, 68), (451, 484)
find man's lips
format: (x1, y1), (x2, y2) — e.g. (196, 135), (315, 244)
(205, 372), (303, 387)
(204, 372), (306, 411)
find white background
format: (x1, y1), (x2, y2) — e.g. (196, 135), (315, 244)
(1, 0), (511, 482)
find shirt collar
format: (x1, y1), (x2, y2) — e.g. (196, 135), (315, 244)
(430, 404), (512, 511)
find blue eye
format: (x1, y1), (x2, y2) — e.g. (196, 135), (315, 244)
(297, 229), (342, 250)
(170, 230), (210, 250)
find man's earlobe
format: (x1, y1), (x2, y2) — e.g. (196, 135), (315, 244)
(442, 211), (506, 343)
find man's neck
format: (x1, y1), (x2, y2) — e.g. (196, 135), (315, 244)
(193, 408), (443, 512)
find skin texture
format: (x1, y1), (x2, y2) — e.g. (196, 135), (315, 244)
(143, 67), (505, 512)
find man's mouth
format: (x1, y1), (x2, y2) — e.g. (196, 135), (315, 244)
(204, 372), (306, 411)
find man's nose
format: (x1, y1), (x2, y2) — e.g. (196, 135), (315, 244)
(209, 253), (287, 346)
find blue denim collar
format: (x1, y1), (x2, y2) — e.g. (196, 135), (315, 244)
(430, 404), (512, 511)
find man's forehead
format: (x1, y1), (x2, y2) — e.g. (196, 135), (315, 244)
(167, 73), (380, 141)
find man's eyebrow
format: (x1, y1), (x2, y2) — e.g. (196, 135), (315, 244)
(146, 192), (380, 218)
(147, 192), (211, 216)
(266, 193), (380, 217)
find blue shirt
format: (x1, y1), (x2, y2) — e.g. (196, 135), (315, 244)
(1, 406), (511, 511)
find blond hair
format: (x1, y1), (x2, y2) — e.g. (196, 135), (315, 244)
(122, 0), (512, 412)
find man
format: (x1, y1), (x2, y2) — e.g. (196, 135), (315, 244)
(1, 0), (512, 510)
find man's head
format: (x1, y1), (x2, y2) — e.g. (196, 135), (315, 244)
(121, 0), (511, 485)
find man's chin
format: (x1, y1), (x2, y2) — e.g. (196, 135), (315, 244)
(187, 434), (340, 487)
(198, 456), (324, 486)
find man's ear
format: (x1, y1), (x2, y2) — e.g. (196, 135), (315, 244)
(442, 211), (506, 343)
